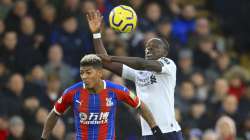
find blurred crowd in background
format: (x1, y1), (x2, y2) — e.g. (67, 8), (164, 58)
(0, 0), (250, 140)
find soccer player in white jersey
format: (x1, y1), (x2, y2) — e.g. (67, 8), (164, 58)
(87, 10), (183, 140)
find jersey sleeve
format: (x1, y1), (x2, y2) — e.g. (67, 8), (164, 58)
(122, 64), (137, 81)
(158, 57), (176, 75)
(115, 86), (141, 108)
(53, 89), (74, 115)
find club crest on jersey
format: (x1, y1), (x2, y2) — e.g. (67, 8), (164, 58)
(57, 97), (62, 104)
(106, 97), (113, 107)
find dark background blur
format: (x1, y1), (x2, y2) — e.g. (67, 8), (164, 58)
(0, 0), (250, 140)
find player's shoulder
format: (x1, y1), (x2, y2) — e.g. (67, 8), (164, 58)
(63, 81), (84, 95)
(104, 80), (128, 92)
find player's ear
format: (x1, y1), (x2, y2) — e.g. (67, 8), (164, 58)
(97, 69), (103, 78)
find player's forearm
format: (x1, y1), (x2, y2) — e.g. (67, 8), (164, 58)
(93, 37), (108, 55)
(137, 101), (157, 128)
(41, 110), (59, 139)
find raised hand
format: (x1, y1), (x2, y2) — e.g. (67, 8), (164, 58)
(86, 10), (103, 33)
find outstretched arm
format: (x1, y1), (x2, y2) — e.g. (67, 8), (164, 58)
(41, 110), (59, 140)
(86, 10), (123, 76)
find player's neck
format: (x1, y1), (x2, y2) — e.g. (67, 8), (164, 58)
(87, 80), (104, 94)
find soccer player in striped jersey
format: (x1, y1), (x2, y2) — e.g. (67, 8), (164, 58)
(41, 54), (163, 140)
(87, 11), (183, 140)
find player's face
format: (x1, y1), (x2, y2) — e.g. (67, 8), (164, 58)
(145, 39), (165, 60)
(80, 66), (102, 89)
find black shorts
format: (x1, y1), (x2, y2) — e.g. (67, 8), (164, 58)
(141, 131), (184, 140)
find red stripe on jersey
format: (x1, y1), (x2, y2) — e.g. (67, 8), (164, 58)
(112, 89), (140, 108)
(78, 89), (89, 140)
(98, 89), (110, 140)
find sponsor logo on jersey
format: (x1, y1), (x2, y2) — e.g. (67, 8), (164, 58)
(137, 73), (157, 87)
(79, 112), (109, 124)
(106, 97), (114, 107)
(57, 97), (62, 104)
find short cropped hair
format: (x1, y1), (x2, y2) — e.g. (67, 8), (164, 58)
(80, 54), (102, 68)
(146, 38), (170, 52)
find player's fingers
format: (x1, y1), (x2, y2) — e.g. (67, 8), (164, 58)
(86, 14), (90, 21)
(97, 10), (101, 18)
(94, 12), (97, 19)
(89, 10), (95, 20)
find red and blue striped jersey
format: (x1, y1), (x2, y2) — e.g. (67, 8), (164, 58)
(54, 80), (140, 140)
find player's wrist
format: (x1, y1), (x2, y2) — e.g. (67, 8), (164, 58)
(93, 32), (101, 39)
(151, 125), (164, 139)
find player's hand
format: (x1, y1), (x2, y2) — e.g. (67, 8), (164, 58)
(97, 54), (112, 63)
(86, 10), (103, 33)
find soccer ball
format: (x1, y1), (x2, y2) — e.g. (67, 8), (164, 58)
(109, 5), (137, 33)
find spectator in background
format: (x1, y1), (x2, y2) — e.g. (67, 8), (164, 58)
(175, 80), (196, 114)
(0, 0), (13, 19)
(172, 4), (196, 45)
(177, 49), (195, 84)
(25, 107), (49, 140)
(188, 17), (211, 48)
(162, 0), (181, 19)
(95, 0), (113, 24)
(0, 60), (9, 92)
(0, 114), (8, 140)
(39, 74), (62, 110)
(5, 0), (27, 32)
(113, 39), (128, 56)
(1, 73), (24, 117)
(36, 4), (57, 56)
(225, 66), (248, 100)
(215, 116), (236, 140)
(0, 20), (5, 40)
(26, 65), (47, 88)
(220, 95), (240, 127)
(7, 116), (32, 140)
(191, 72), (209, 101)
(78, 0), (97, 42)
(239, 81), (250, 119)
(206, 52), (232, 83)
(17, 16), (44, 74)
(207, 78), (229, 115)
(202, 130), (218, 140)
(51, 15), (92, 68)
(184, 100), (210, 131)
(102, 27), (118, 53)
(0, 31), (18, 72)
(239, 115), (250, 140)
(44, 44), (74, 89)
(129, 0), (144, 17)
(58, 0), (80, 21)
(193, 37), (218, 70)
(139, 2), (162, 32)
(28, 0), (48, 21)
